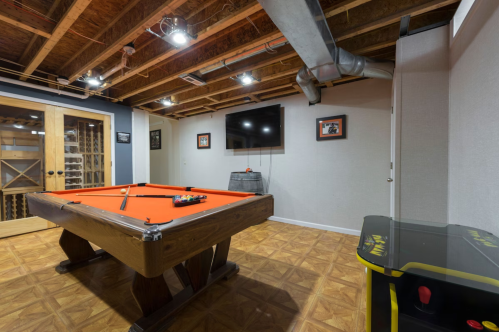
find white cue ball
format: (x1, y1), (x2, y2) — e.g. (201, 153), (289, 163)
(121, 189), (127, 194)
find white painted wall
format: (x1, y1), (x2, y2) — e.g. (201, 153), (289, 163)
(394, 25), (450, 223)
(448, 0), (499, 234)
(149, 114), (180, 186)
(178, 79), (392, 233)
(132, 109), (150, 184)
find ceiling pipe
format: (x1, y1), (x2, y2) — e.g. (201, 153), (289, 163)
(0, 76), (89, 99)
(258, 0), (394, 104)
(198, 37), (289, 75)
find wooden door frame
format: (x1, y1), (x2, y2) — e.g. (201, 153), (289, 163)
(0, 94), (115, 238)
(54, 107), (112, 189)
(0, 91), (116, 185)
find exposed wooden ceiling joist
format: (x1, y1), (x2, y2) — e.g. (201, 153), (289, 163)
(63, 0), (190, 83)
(335, 0), (460, 41)
(110, 0), (373, 102)
(18, 0), (63, 65)
(131, 48), (298, 107)
(59, 0), (143, 72)
(0, 1), (53, 39)
(323, 0), (371, 19)
(20, 0), (93, 81)
(106, 1), (265, 99)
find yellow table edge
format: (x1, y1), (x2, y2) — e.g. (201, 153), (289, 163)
(356, 252), (499, 288)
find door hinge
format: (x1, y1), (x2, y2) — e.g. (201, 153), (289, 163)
(390, 162), (393, 169)
(391, 107), (393, 114)
(110, 161), (112, 166)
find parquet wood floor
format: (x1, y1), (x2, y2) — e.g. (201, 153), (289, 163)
(0, 221), (366, 332)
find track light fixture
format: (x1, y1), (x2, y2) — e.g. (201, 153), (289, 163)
(234, 71), (260, 86)
(77, 70), (106, 88)
(157, 97), (176, 107)
(146, 15), (197, 48)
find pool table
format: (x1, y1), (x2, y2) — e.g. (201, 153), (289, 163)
(26, 183), (274, 332)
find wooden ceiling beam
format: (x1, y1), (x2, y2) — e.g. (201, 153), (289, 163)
(113, 0), (370, 102)
(59, 0), (142, 72)
(0, 1), (54, 38)
(324, 0), (371, 19)
(159, 66), (300, 112)
(260, 89), (297, 100)
(101, 2), (264, 92)
(18, 0), (62, 65)
(131, 49), (298, 107)
(63, 0), (189, 83)
(110, 2), (269, 100)
(167, 81), (297, 116)
(248, 94), (261, 102)
(335, 0), (460, 41)
(20, 0), (92, 81)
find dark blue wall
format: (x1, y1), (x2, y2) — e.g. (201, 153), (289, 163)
(0, 81), (133, 185)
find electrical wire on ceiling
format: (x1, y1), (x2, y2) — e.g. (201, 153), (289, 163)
(187, 2), (234, 27)
(0, 66), (118, 100)
(1, 0), (106, 45)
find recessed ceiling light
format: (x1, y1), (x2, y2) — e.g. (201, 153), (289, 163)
(263, 127), (270, 132)
(243, 122), (251, 127)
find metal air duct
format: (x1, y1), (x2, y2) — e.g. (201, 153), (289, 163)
(258, 0), (394, 104)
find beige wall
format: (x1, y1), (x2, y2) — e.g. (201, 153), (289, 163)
(448, 0), (499, 234)
(394, 25), (450, 223)
(149, 115), (180, 186)
(177, 79), (392, 233)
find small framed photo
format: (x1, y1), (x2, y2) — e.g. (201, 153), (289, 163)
(116, 132), (131, 144)
(197, 133), (211, 149)
(150, 130), (161, 150)
(316, 115), (346, 141)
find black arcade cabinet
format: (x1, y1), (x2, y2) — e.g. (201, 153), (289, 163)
(357, 216), (499, 332)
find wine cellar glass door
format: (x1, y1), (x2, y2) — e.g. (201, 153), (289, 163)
(54, 108), (111, 191)
(0, 97), (57, 238)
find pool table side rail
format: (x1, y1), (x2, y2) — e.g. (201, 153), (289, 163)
(26, 192), (274, 278)
(158, 194), (274, 272)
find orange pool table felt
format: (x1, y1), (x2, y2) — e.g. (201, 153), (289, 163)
(48, 184), (255, 224)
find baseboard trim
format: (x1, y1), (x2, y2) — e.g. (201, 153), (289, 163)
(268, 216), (361, 236)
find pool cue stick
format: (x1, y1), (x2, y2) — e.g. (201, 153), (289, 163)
(120, 186), (130, 211)
(77, 194), (175, 198)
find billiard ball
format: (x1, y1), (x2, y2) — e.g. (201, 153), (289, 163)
(121, 189), (127, 194)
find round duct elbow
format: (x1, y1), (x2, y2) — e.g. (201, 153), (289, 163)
(296, 66), (321, 104)
(337, 48), (394, 80)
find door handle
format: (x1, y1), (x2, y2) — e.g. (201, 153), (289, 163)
(57, 170), (64, 175)
(48, 171), (54, 175)
(387, 178), (393, 182)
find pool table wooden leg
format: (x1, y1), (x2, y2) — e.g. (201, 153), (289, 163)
(131, 272), (173, 317)
(56, 229), (110, 274)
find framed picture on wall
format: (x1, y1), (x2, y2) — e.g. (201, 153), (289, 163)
(316, 115), (346, 141)
(150, 130), (161, 150)
(116, 132), (131, 144)
(197, 133), (211, 149)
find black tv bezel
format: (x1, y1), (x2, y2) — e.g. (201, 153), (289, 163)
(225, 104), (281, 150)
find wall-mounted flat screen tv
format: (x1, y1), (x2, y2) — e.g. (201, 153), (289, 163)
(226, 104), (281, 149)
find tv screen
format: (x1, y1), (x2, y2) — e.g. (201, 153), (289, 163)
(226, 104), (281, 149)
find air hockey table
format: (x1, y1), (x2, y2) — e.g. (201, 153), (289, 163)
(357, 215), (499, 332)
